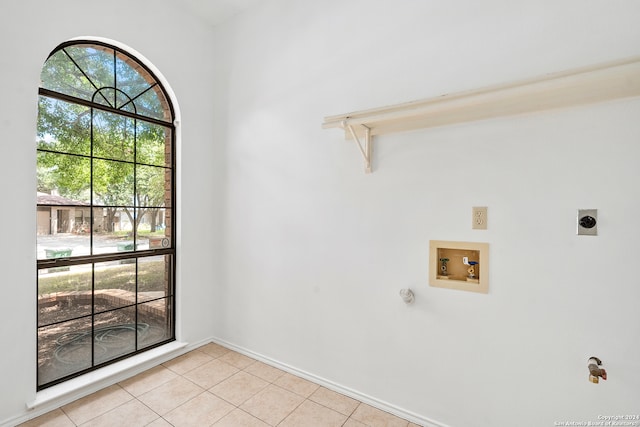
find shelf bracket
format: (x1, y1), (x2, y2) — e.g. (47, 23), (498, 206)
(344, 121), (372, 173)
(323, 56), (640, 175)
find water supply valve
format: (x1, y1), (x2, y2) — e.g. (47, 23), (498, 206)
(588, 357), (607, 383)
(462, 256), (479, 279)
(439, 258), (449, 276)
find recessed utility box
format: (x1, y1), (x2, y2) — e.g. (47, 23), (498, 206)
(429, 240), (489, 293)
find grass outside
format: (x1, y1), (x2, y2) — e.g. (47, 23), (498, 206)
(110, 230), (167, 238)
(38, 259), (167, 296)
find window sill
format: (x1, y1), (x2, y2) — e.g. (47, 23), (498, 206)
(27, 341), (187, 410)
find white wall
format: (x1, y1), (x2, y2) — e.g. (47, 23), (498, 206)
(2, 1), (639, 426)
(0, 1), (223, 424)
(212, 1), (640, 426)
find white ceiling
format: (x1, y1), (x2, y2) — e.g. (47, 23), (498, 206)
(179, 0), (264, 27)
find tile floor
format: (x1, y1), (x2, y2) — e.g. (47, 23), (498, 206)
(21, 343), (421, 427)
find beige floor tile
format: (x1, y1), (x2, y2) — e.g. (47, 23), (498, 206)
(218, 350), (256, 369)
(350, 403), (409, 427)
(146, 417), (174, 427)
(61, 384), (133, 425)
(137, 376), (204, 415)
(274, 372), (320, 397)
(309, 387), (360, 416)
(199, 342), (231, 358)
(18, 409), (74, 427)
(20, 343), (419, 427)
(78, 399), (159, 427)
(344, 418), (368, 427)
(240, 384), (305, 426)
(118, 364), (179, 396)
(162, 350), (213, 375)
(210, 371), (269, 406)
(243, 361), (285, 382)
(183, 358), (239, 389)
(163, 391), (234, 427)
(212, 408), (270, 427)
(279, 400), (347, 427)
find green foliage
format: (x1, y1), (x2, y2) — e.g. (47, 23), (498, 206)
(37, 44), (172, 234)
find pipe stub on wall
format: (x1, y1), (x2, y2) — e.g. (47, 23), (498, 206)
(399, 288), (415, 304)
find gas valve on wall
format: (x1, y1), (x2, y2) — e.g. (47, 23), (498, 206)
(588, 357), (607, 383)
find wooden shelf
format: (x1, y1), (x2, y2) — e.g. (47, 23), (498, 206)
(322, 56), (640, 173)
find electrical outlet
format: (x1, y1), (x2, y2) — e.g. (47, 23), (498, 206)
(577, 209), (597, 236)
(472, 207), (488, 230)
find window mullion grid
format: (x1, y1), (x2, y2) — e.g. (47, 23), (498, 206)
(134, 117), (139, 352)
(113, 50), (117, 109)
(90, 106), (95, 369)
(39, 88), (173, 130)
(135, 259), (139, 352)
(91, 262), (95, 368)
(170, 127), (176, 339)
(133, 118), (137, 254)
(37, 42), (176, 390)
(90, 107), (95, 257)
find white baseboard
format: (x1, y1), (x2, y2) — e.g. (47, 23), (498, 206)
(211, 337), (449, 427)
(5, 337), (450, 427)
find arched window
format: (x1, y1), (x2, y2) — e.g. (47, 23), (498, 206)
(36, 40), (176, 390)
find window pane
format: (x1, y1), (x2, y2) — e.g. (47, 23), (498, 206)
(137, 165), (170, 208)
(93, 307), (137, 365)
(116, 91), (136, 114)
(137, 208), (171, 247)
(138, 255), (171, 302)
(93, 159), (134, 206)
(38, 317), (93, 387)
(64, 46), (115, 105)
(38, 266), (92, 326)
(135, 85), (169, 121)
(92, 110), (135, 162)
(37, 97), (91, 155)
(92, 207), (137, 255)
(36, 206), (91, 260)
(115, 52), (152, 103)
(95, 261), (136, 311)
(37, 151), (91, 204)
(137, 121), (170, 166)
(138, 298), (173, 350)
(40, 50), (95, 102)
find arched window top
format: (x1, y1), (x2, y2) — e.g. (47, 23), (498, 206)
(41, 41), (173, 123)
